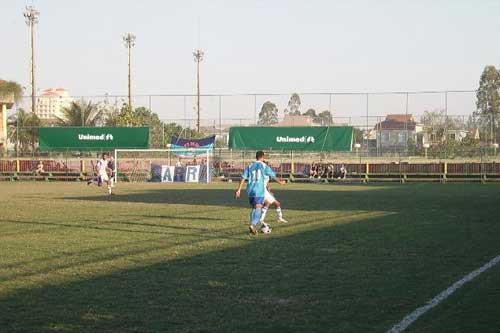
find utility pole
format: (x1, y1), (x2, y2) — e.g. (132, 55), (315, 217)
(123, 33), (136, 112)
(23, 6), (40, 114)
(193, 49), (204, 133)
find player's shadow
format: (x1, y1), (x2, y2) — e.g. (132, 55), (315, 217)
(67, 185), (409, 212)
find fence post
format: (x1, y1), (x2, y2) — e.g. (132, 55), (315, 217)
(444, 91), (448, 160)
(405, 92), (409, 157)
(218, 95), (222, 144)
(162, 123), (165, 148)
(16, 159), (20, 173)
(254, 94), (257, 125)
(365, 93), (369, 157)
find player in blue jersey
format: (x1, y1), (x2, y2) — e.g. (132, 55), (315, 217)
(235, 151), (286, 235)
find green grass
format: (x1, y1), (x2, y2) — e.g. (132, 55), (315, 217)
(0, 182), (500, 332)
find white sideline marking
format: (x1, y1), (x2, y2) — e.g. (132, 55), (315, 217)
(388, 254), (500, 333)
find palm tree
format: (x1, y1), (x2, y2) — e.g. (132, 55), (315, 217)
(8, 108), (41, 153)
(1, 80), (24, 154)
(57, 100), (103, 126)
(0, 79), (23, 103)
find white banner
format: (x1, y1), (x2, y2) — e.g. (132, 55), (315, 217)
(161, 166), (176, 182)
(185, 165), (201, 182)
(161, 165), (202, 183)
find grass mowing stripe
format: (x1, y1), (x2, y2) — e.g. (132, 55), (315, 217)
(388, 254), (500, 333)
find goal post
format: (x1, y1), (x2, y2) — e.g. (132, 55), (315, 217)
(114, 148), (212, 183)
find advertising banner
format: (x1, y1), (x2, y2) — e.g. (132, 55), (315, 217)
(39, 127), (149, 151)
(170, 135), (215, 157)
(229, 126), (353, 151)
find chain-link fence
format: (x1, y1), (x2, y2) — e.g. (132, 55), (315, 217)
(4, 90), (499, 159)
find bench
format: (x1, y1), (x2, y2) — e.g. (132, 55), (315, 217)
(16, 175), (47, 181)
(0, 175), (14, 181)
(46, 172), (85, 182)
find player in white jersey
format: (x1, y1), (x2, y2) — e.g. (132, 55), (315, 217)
(259, 167), (288, 225)
(92, 152), (113, 195)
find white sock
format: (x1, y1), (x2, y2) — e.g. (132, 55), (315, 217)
(260, 206), (269, 222)
(276, 207), (283, 219)
(107, 186), (112, 194)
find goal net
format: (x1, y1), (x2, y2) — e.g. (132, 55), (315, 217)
(114, 148), (212, 183)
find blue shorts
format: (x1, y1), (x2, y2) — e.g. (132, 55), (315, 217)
(249, 197), (265, 207)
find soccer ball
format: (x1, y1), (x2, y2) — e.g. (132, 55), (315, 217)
(260, 223), (272, 234)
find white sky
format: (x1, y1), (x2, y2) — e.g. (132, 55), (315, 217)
(1, 0), (499, 123)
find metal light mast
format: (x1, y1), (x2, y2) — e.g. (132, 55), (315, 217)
(193, 49), (204, 133)
(23, 6), (40, 114)
(123, 33), (136, 112)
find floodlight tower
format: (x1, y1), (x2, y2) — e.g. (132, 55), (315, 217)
(23, 5), (40, 114)
(193, 49), (204, 133)
(123, 33), (136, 112)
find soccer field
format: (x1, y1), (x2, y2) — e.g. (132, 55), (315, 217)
(1, 182), (499, 332)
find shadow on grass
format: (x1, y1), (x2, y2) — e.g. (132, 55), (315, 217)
(66, 186), (407, 212)
(0, 213), (413, 332)
(4, 205), (497, 332)
(3, 185), (499, 331)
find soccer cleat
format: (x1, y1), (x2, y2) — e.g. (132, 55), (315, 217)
(249, 225), (257, 235)
(277, 218), (288, 224)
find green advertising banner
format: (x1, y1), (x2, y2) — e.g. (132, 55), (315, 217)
(39, 127), (149, 151)
(229, 126), (353, 151)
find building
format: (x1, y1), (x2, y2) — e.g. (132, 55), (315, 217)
(373, 114), (423, 150)
(199, 125), (231, 145)
(468, 128), (480, 141)
(36, 88), (72, 120)
(276, 115), (316, 127)
(0, 93), (14, 152)
(420, 127), (471, 146)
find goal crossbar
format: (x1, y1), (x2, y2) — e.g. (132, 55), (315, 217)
(114, 148), (212, 184)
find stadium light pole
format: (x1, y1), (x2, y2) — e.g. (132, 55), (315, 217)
(23, 5), (40, 114)
(123, 33), (136, 113)
(193, 49), (204, 133)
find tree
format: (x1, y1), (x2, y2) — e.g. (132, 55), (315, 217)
(421, 109), (445, 142)
(57, 100), (104, 126)
(163, 122), (205, 146)
(132, 107), (164, 148)
(421, 109), (465, 144)
(258, 101), (278, 125)
(475, 65), (500, 143)
(105, 105), (205, 147)
(316, 110), (333, 125)
(8, 108), (41, 152)
(284, 93), (301, 116)
(106, 106), (165, 147)
(353, 127), (363, 145)
(104, 103), (170, 129)
(0, 79), (23, 103)
(302, 108), (317, 117)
